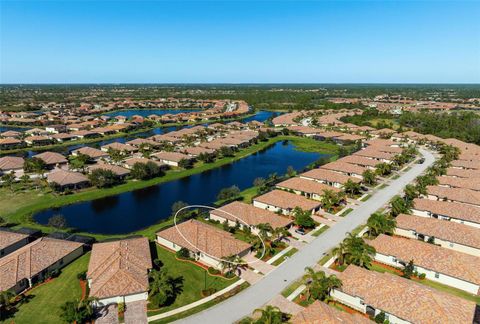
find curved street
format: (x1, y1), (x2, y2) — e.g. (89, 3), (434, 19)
(178, 148), (436, 324)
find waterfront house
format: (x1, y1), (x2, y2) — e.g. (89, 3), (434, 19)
(72, 146), (109, 161)
(300, 168), (362, 189)
(276, 177), (340, 201)
(321, 161), (367, 179)
(123, 157), (166, 169)
(50, 133), (76, 142)
(101, 142), (137, 154)
(0, 137), (23, 149)
(0, 130), (22, 138)
(368, 234), (480, 295)
(156, 219), (251, 270)
(210, 201), (292, 232)
(0, 237), (84, 294)
(331, 265), (476, 324)
(352, 148), (395, 163)
(412, 198), (480, 228)
(0, 156), (25, 177)
(24, 135), (52, 146)
(47, 169), (90, 191)
(0, 228), (30, 258)
(87, 237), (152, 305)
(395, 213), (480, 256)
(253, 189), (321, 216)
(33, 151), (68, 169)
(339, 155), (382, 169)
(89, 163), (131, 178)
(151, 151), (193, 167)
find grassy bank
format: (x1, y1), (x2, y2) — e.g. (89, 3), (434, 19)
(2, 135), (339, 241)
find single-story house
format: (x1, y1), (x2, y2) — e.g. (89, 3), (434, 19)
(50, 133), (76, 142)
(352, 148), (395, 163)
(339, 155), (382, 169)
(210, 201), (292, 232)
(368, 234), (480, 295)
(89, 163), (131, 178)
(87, 237), (152, 305)
(426, 185), (480, 207)
(253, 189), (321, 215)
(0, 237), (84, 294)
(101, 142), (137, 154)
(33, 151), (68, 169)
(0, 137), (23, 149)
(437, 175), (480, 191)
(47, 169), (90, 190)
(331, 265), (476, 324)
(156, 219), (251, 269)
(0, 229), (30, 258)
(182, 146), (216, 157)
(450, 159), (480, 170)
(125, 138), (159, 148)
(24, 136), (52, 146)
(123, 157), (166, 169)
(0, 130), (22, 138)
(291, 300), (371, 324)
(0, 156), (25, 177)
(412, 198), (480, 228)
(446, 167), (480, 179)
(395, 213), (480, 256)
(321, 161), (367, 179)
(72, 146), (109, 161)
(300, 168), (362, 189)
(276, 177), (341, 201)
(151, 151), (194, 167)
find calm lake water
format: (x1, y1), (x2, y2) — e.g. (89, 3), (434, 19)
(104, 109), (200, 118)
(35, 140), (325, 234)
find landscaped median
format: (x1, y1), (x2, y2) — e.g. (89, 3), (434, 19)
(1, 135), (339, 241)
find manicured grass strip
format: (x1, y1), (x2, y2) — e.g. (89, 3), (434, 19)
(377, 183), (388, 190)
(312, 225), (330, 237)
(339, 208), (353, 217)
(281, 278), (304, 298)
(147, 245), (236, 316)
(318, 251), (333, 266)
(150, 282), (250, 324)
(8, 253), (90, 324)
(351, 224), (366, 237)
(271, 248), (298, 266)
(359, 194), (372, 202)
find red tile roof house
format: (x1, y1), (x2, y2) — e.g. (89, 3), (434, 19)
(352, 148), (395, 163)
(0, 229), (29, 258)
(156, 219), (251, 270)
(72, 146), (109, 161)
(50, 133), (76, 142)
(291, 300), (371, 324)
(276, 177), (341, 201)
(450, 159), (480, 170)
(412, 198), (480, 229)
(151, 151), (194, 167)
(0, 237), (84, 294)
(446, 167), (480, 179)
(395, 213), (480, 257)
(426, 185), (480, 207)
(253, 189), (321, 216)
(437, 175), (480, 191)
(368, 234), (480, 295)
(87, 237), (152, 306)
(330, 265), (476, 324)
(0, 137), (23, 149)
(24, 135), (53, 146)
(89, 163), (131, 179)
(123, 157), (166, 170)
(338, 155), (382, 169)
(210, 201), (292, 234)
(33, 151), (68, 169)
(101, 142), (138, 155)
(321, 161), (367, 179)
(47, 169), (90, 191)
(300, 168), (362, 189)
(0, 156), (25, 177)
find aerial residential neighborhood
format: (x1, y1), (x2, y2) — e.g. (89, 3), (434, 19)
(1, 0), (480, 324)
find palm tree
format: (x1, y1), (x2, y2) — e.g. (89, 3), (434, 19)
(253, 305), (283, 324)
(343, 179), (361, 197)
(60, 297), (97, 324)
(0, 290), (14, 311)
(342, 233), (376, 268)
(403, 184), (418, 202)
(302, 267), (342, 301)
(366, 212), (396, 238)
(271, 227), (290, 243)
(362, 169), (377, 186)
(376, 162), (392, 176)
(256, 223), (273, 238)
(390, 196), (411, 216)
(332, 241), (347, 266)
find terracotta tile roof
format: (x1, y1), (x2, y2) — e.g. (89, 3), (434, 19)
(396, 213), (480, 250)
(72, 146), (109, 159)
(0, 237), (84, 292)
(47, 169), (89, 186)
(0, 156), (24, 170)
(211, 201), (292, 229)
(87, 237), (152, 299)
(254, 189), (320, 211)
(300, 168), (361, 185)
(152, 151), (192, 163)
(413, 198), (480, 224)
(125, 138), (159, 147)
(291, 300), (371, 324)
(321, 161), (368, 176)
(89, 163), (130, 176)
(276, 177), (340, 195)
(337, 265), (476, 324)
(437, 175), (480, 191)
(33, 151), (67, 165)
(101, 142), (137, 152)
(369, 234), (480, 286)
(451, 160), (480, 170)
(0, 137), (22, 145)
(0, 130), (22, 138)
(123, 157), (165, 168)
(156, 219), (251, 259)
(339, 155), (382, 168)
(0, 229), (28, 251)
(427, 185), (480, 206)
(182, 146), (216, 156)
(446, 167), (480, 178)
(353, 148), (395, 160)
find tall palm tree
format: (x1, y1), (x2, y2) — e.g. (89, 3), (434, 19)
(403, 184), (419, 202)
(362, 169), (377, 186)
(390, 196), (411, 216)
(271, 227), (290, 243)
(256, 223), (273, 238)
(302, 267), (342, 301)
(376, 163), (392, 176)
(332, 240), (347, 265)
(253, 305), (283, 324)
(366, 212), (396, 238)
(343, 179), (361, 197)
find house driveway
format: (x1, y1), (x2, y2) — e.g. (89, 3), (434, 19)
(267, 295), (304, 316)
(244, 252), (275, 274)
(124, 300), (148, 324)
(239, 268), (263, 284)
(95, 304), (119, 324)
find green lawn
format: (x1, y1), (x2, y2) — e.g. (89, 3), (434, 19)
(148, 244), (237, 316)
(271, 248), (298, 266)
(338, 208), (353, 217)
(312, 225), (330, 237)
(281, 278), (304, 298)
(4, 253), (90, 324)
(318, 251), (333, 266)
(359, 194), (372, 202)
(377, 183), (388, 190)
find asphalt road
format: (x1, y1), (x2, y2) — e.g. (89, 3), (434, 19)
(178, 148), (436, 324)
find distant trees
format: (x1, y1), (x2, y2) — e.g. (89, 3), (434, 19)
(88, 169), (121, 188)
(178, 158), (194, 169)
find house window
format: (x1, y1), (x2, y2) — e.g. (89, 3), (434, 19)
(435, 273), (440, 278)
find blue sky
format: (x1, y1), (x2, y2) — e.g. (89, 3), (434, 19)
(1, 1), (479, 83)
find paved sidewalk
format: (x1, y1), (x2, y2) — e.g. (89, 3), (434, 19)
(244, 252), (275, 274)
